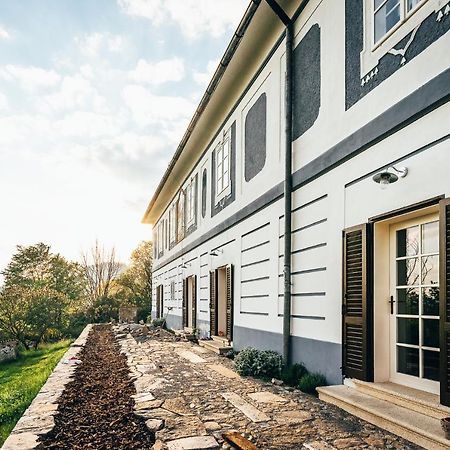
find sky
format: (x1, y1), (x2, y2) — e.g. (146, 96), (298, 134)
(0, 0), (248, 271)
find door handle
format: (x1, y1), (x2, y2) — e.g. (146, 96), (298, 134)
(389, 295), (395, 315)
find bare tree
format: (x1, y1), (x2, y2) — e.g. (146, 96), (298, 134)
(80, 240), (122, 308)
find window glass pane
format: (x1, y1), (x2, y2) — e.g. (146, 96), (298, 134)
(374, 0), (386, 10)
(407, 0), (421, 12)
(423, 350), (439, 381)
(422, 221), (439, 254)
(397, 288), (419, 315)
(397, 257), (420, 286)
(423, 287), (439, 316)
(397, 346), (419, 376)
(422, 255), (439, 285)
(375, 1), (400, 42)
(423, 319), (439, 348)
(397, 318), (419, 345)
(397, 226), (419, 257)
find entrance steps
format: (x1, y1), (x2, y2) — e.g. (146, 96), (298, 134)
(198, 336), (232, 355)
(317, 380), (450, 449)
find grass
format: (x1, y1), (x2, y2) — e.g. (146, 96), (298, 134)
(0, 340), (72, 446)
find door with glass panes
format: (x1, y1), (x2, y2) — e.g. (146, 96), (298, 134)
(389, 214), (440, 393)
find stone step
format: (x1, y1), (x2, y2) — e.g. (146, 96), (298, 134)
(211, 335), (229, 346)
(198, 339), (232, 355)
(317, 385), (450, 450)
(352, 379), (450, 420)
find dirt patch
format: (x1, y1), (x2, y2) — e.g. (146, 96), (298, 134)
(36, 324), (154, 450)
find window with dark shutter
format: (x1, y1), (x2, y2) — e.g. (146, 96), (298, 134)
(440, 198), (450, 406)
(226, 265), (234, 341)
(192, 275), (197, 328)
(342, 224), (373, 381)
(182, 278), (188, 328)
(210, 270), (217, 337)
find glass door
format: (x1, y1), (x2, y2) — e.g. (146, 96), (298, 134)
(389, 215), (440, 393)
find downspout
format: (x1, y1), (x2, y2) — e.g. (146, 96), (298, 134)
(264, 0), (293, 364)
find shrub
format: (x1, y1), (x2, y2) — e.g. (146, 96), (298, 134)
(298, 372), (327, 394)
(281, 363), (307, 386)
(151, 318), (166, 328)
(234, 347), (282, 378)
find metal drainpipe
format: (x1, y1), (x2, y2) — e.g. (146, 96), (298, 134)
(264, 0), (293, 364)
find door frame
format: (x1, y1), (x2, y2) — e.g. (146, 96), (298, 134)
(210, 264), (233, 342)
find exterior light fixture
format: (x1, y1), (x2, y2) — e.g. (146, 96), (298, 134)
(372, 166), (408, 190)
(209, 249), (223, 257)
(180, 261), (190, 269)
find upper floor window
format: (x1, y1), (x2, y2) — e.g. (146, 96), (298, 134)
(215, 128), (231, 203)
(157, 222), (163, 255)
(177, 190), (185, 241)
(374, 0), (423, 43)
(169, 203), (176, 244)
(186, 177), (196, 226)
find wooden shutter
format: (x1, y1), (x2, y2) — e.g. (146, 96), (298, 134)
(342, 224), (373, 381)
(440, 198), (450, 406)
(192, 275), (197, 328)
(156, 286), (161, 318)
(210, 270), (217, 336)
(226, 265), (234, 342)
(182, 278), (188, 328)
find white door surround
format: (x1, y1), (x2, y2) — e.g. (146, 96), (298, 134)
(373, 205), (440, 394)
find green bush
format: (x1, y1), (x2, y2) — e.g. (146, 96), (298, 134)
(234, 347), (282, 378)
(281, 363), (307, 386)
(298, 372), (327, 394)
(151, 318), (166, 328)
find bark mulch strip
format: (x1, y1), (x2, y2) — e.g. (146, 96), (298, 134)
(37, 324), (154, 450)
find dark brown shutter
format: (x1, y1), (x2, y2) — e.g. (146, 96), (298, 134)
(342, 224), (373, 381)
(210, 270), (217, 336)
(182, 278), (188, 328)
(156, 286), (161, 318)
(226, 265), (234, 341)
(440, 198), (450, 406)
(192, 275), (197, 328)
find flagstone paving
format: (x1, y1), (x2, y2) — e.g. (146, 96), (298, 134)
(116, 325), (422, 450)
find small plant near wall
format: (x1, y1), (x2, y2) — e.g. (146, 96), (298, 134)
(234, 347), (282, 378)
(234, 347), (327, 395)
(298, 372), (327, 394)
(151, 318), (166, 328)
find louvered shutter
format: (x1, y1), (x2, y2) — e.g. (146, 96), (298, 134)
(440, 199), (450, 406)
(210, 270), (217, 337)
(226, 265), (234, 342)
(342, 224), (373, 381)
(156, 286), (161, 318)
(192, 275), (197, 328)
(182, 278), (188, 328)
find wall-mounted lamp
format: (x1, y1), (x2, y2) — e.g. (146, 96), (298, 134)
(372, 166), (408, 190)
(209, 249), (223, 257)
(180, 261), (190, 269)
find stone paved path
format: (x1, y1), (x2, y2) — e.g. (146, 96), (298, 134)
(116, 325), (421, 450)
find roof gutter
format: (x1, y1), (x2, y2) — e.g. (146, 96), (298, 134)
(142, 0), (262, 224)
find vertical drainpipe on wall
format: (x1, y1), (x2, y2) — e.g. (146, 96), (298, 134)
(264, 0), (294, 364)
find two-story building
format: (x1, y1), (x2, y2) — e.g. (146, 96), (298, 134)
(143, 0), (450, 446)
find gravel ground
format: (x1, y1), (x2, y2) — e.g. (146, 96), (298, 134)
(36, 324), (155, 450)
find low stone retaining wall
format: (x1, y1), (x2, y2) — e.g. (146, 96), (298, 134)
(0, 341), (18, 363)
(1, 325), (92, 450)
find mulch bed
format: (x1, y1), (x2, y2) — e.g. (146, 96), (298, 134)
(36, 324), (154, 450)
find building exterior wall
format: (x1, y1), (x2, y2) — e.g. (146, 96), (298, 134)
(149, 0), (450, 385)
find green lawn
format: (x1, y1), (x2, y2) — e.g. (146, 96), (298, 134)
(0, 340), (71, 446)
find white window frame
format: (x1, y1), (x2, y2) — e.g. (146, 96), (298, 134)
(169, 203), (176, 244)
(214, 128), (232, 204)
(157, 222), (163, 255)
(186, 177), (196, 227)
(177, 190), (186, 241)
(360, 0), (437, 79)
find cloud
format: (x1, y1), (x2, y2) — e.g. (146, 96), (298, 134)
(129, 57), (185, 85)
(122, 84), (195, 128)
(0, 92), (8, 110)
(118, 0), (248, 40)
(39, 73), (107, 114)
(75, 32), (125, 57)
(0, 65), (61, 91)
(193, 59), (218, 86)
(0, 26), (10, 40)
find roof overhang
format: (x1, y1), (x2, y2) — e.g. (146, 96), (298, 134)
(142, 0), (297, 225)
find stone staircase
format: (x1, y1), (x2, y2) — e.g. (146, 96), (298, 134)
(198, 336), (232, 355)
(317, 380), (450, 449)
